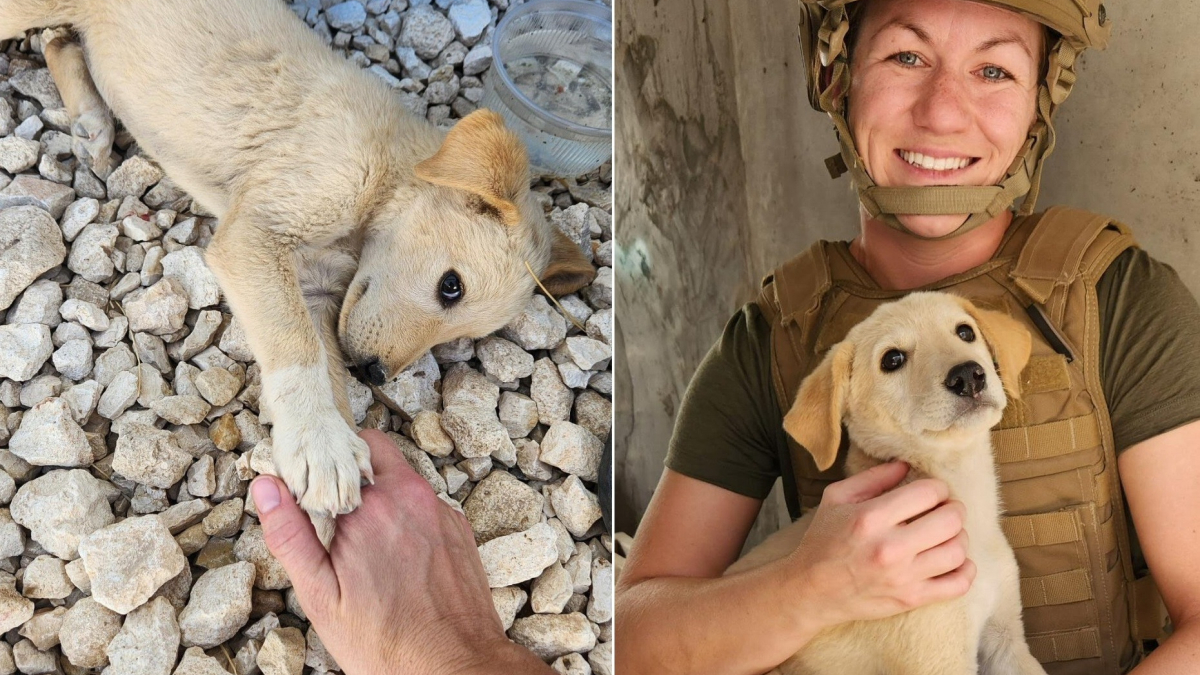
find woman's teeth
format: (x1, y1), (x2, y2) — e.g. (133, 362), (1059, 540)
(900, 150), (972, 171)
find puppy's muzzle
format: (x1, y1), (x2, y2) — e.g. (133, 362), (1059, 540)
(354, 358), (388, 386)
(945, 361), (986, 398)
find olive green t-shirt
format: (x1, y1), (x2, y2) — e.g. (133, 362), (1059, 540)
(665, 247), (1200, 502)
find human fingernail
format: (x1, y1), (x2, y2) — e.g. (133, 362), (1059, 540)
(252, 477), (281, 515)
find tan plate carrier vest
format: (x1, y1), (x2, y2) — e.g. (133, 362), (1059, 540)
(755, 207), (1170, 674)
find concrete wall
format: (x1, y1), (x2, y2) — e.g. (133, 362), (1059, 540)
(614, 0), (1200, 544)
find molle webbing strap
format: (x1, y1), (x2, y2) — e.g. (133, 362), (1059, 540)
(990, 413), (1102, 464)
(1002, 511), (1082, 549)
(1021, 569), (1094, 608)
(773, 241), (832, 325)
(1010, 206), (1129, 303)
(1027, 628), (1103, 663)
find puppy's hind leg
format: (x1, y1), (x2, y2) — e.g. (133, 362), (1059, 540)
(40, 28), (115, 177)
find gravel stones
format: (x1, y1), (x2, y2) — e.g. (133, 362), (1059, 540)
(8, 397), (94, 466)
(410, 410), (454, 457)
(8, 279), (62, 326)
(0, 206), (65, 311)
(508, 613), (598, 661)
(0, 574), (34, 633)
(478, 522), (559, 588)
(0, 137), (39, 173)
(123, 278), (189, 335)
(179, 561), (256, 648)
(477, 336), (535, 383)
(531, 562), (573, 614)
(106, 155), (163, 200)
(375, 350), (441, 418)
(587, 558), (613, 623)
(326, 1), (368, 31)
(0, 323), (53, 381)
(78, 515), (187, 614)
(21, 555), (72, 599)
(540, 422), (602, 482)
(67, 221), (118, 282)
(113, 423), (194, 488)
(442, 362), (499, 409)
(448, 0), (490, 45)
(532, 358), (573, 425)
(499, 391), (539, 438)
(161, 246), (221, 310)
(59, 597), (122, 668)
(463, 470), (544, 544)
(150, 395), (211, 425)
(400, 7), (455, 59)
(441, 406), (515, 460)
(174, 647), (234, 675)
(257, 627), (305, 675)
(234, 526), (290, 590)
(550, 475), (602, 538)
(105, 596), (180, 675)
(501, 295), (568, 350)
(10, 469), (116, 559)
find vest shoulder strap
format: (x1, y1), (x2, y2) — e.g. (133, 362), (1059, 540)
(1010, 206), (1136, 303)
(758, 240), (832, 325)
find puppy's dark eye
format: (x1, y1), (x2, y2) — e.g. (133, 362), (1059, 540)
(438, 270), (463, 307)
(881, 349), (906, 372)
(956, 324), (976, 342)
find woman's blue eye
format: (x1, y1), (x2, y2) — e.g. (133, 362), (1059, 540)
(981, 65), (1010, 81)
(895, 52), (920, 66)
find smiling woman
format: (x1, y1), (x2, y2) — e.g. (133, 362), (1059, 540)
(615, 0), (1200, 673)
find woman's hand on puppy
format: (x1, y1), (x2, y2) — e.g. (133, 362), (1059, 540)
(784, 461), (975, 629)
(249, 429), (554, 675)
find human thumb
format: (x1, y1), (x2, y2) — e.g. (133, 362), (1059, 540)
(251, 476), (338, 610)
(835, 461), (910, 504)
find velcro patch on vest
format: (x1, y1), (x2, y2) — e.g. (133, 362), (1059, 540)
(1001, 511), (1082, 548)
(1019, 355), (1072, 394)
(1027, 627), (1102, 663)
(991, 413), (1101, 464)
(1020, 568), (1093, 608)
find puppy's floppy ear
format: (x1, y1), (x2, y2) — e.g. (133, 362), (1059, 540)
(784, 341), (853, 472)
(959, 300), (1032, 401)
(414, 109), (529, 226)
(541, 229), (597, 296)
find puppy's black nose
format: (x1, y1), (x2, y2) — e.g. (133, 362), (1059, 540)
(355, 359), (388, 386)
(945, 361), (986, 398)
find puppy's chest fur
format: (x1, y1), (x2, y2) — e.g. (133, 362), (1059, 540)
(845, 440), (1014, 632)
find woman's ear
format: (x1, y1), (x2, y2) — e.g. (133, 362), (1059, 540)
(784, 341), (854, 471)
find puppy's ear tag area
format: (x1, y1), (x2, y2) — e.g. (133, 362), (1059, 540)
(784, 342), (853, 472)
(414, 109), (529, 226)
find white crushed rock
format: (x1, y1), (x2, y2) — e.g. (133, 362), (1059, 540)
(78, 515), (187, 614)
(478, 523), (560, 588)
(59, 597), (122, 668)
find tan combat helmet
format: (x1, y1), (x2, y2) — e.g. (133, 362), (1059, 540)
(798, 0), (1112, 239)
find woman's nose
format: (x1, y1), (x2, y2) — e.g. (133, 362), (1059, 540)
(911, 66), (972, 135)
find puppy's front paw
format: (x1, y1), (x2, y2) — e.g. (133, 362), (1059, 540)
(271, 408), (372, 517)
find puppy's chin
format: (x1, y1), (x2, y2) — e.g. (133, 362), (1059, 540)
(946, 398), (1004, 432)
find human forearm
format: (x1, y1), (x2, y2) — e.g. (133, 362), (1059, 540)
(615, 561), (827, 675)
(1129, 616), (1200, 674)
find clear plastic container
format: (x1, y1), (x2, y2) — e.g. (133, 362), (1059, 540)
(482, 0), (612, 178)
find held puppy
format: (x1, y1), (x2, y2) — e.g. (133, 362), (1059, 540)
(726, 293), (1044, 675)
(1, 0), (595, 541)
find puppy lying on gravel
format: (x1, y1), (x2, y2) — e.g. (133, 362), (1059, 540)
(726, 293), (1045, 675)
(1, 0), (596, 540)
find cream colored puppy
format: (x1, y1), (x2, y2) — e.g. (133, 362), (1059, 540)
(1, 0), (595, 541)
(727, 292), (1044, 675)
